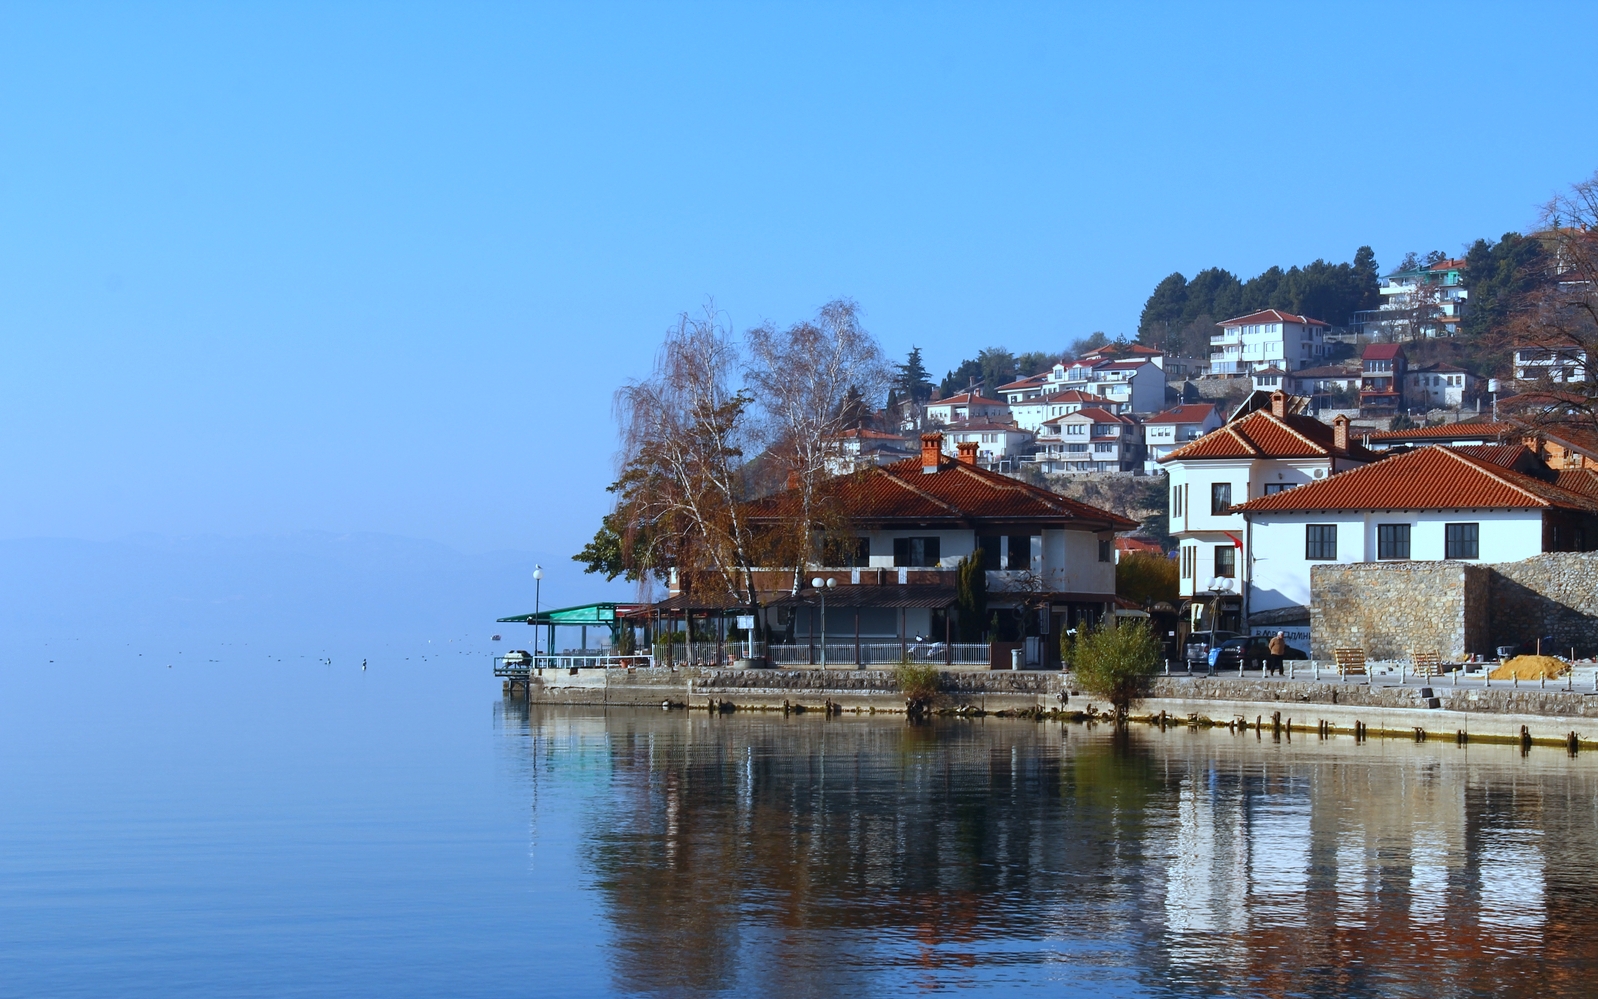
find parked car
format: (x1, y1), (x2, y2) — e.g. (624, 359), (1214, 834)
(1184, 631), (1238, 670)
(502, 649), (532, 666)
(1209, 636), (1308, 673)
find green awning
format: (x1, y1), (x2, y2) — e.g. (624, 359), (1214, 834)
(496, 602), (621, 626)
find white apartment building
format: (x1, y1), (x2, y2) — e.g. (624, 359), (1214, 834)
(1406, 362), (1482, 409)
(1160, 391), (1376, 633)
(1005, 389), (1096, 433)
(1142, 403), (1222, 472)
(1033, 407), (1142, 473)
(1373, 258), (1469, 339)
(938, 419), (1035, 469)
(1515, 345), (1588, 383)
(924, 391), (1010, 427)
(1209, 310), (1330, 378)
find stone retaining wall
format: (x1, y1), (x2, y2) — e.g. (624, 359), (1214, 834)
(1310, 561), (1487, 660)
(1489, 552), (1598, 657)
(1310, 553), (1598, 660)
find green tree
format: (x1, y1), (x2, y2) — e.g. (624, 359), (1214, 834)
(1115, 551), (1177, 608)
(1462, 232), (1546, 342)
(1064, 618), (1162, 720)
(955, 550), (988, 641)
(896, 346), (934, 403)
(938, 357), (984, 397)
(1013, 350), (1056, 377)
(1069, 331), (1110, 356)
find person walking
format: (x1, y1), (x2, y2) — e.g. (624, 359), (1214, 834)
(1267, 631), (1287, 676)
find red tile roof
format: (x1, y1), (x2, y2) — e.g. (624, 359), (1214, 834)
(1220, 309), (1330, 328)
(1158, 408), (1377, 463)
(943, 418), (1029, 433)
(1362, 343), (1406, 360)
(930, 391), (1004, 407)
(746, 457), (1138, 529)
(1365, 421), (1517, 443)
(996, 373), (1048, 391)
(1144, 404), (1220, 425)
(1233, 446), (1598, 515)
(831, 428), (908, 441)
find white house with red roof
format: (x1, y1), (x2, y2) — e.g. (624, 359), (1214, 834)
(1159, 391), (1377, 633)
(824, 428), (918, 474)
(1033, 407), (1143, 473)
(1406, 362), (1482, 409)
(1005, 388), (1096, 433)
(1235, 444), (1598, 627)
(937, 418), (1035, 470)
(1209, 309), (1330, 378)
(923, 390), (1010, 428)
(1142, 403), (1222, 472)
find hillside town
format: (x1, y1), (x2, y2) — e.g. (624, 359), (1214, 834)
(554, 181), (1598, 677)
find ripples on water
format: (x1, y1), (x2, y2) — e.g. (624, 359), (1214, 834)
(4, 644), (1595, 998)
(502, 703), (1598, 998)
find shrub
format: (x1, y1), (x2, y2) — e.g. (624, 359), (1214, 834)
(1066, 618), (1162, 719)
(1115, 551), (1177, 607)
(893, 661), (941, 703)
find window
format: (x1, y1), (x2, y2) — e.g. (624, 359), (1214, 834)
(893, 536), (941, 567)
(1263, 482), (1295, 495)
(1066, 424), (1086, 436)
(1377, 523), (1411, 560)
(1211, 482), (1233, 515)
(1306, 524), (1337, 560)
(976, 535), (1002, 570)
(1214, 545), (1235, 578)
(1006, 535), (1033, 570)
(1098, 538), (1113, 563)
(1445, 523), (1479, 560)
(1172, 482), (1183, 517)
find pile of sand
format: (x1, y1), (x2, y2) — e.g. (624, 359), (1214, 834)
(1489, 655), (1568, 680)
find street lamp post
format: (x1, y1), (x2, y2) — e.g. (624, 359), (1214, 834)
(533, 565), (544, 661)
(811, 576), (835, 669)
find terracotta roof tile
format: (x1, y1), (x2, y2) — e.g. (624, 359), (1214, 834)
(1365, 421), (1517, 443)
(1159, 409), (1377, 463)
(747, 458), (1138, 529)
(1144, 404), (1220, 425)
(1220, 309), (1330, 328)
(1234, 446), (1598, 515)
(1362, 343), (1406, 360)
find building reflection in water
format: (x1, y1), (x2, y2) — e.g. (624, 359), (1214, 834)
(497, 701), (1598, 997)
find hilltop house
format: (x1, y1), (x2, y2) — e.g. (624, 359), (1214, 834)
(1236, 444), (1598, 626)
(1515, 344), (1589, 383)
(1354, 258), (1469, 339)
(1004, 389), (1097, 433)
(998, 354), (1165, 416)
(1359, 343), (1407, 416)
(923, 390), (1010, 427)
(1406, 362), (1482, 409)
(1209, 310), (1330, 378)
(1159, 391), (1378, 633)
(824, 428), (917, 474)
(1032, 408), (1142, 473)
(1142, 403), (1222, 472)
(937, 418), (1034, 470)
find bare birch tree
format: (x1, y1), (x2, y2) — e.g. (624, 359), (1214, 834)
(607, 306), (763, 608)
(1506, 171), (1598, 430)
(745, 299), (891, 593)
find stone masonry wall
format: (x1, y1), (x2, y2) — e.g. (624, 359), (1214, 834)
(1310, 561), (1488, 660)
(1488, 552), (1598, 657)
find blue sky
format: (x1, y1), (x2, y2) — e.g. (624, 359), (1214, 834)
(3, 2), (1597, 603)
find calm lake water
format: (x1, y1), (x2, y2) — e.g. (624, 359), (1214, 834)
(4, 637), (1596, 997)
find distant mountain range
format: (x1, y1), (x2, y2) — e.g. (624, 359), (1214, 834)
(0, 532), (633, 642)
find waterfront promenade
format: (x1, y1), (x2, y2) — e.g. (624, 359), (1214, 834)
(505, 663), (1598, 748)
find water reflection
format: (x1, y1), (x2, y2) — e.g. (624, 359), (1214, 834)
(499, 703), (1598, 997)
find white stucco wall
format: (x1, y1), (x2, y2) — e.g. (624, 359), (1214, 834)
(1247, 509), (1546, 615)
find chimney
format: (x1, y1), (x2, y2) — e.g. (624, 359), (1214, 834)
(786, 468), (800, 491)
(1332, 414), (1350, 452)
(920, 432), (944, 473)
(1270, 390), (1287, 418)
(957, 441), (979, 465)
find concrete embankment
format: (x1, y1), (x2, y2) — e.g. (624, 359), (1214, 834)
(504, 667), (1598, 747)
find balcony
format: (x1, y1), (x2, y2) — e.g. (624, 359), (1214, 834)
(1209, 361), (1243, 375)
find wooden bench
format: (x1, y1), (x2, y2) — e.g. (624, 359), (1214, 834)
(1411, 650), (1443, 679)
(1334, 648), (1367, 676)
